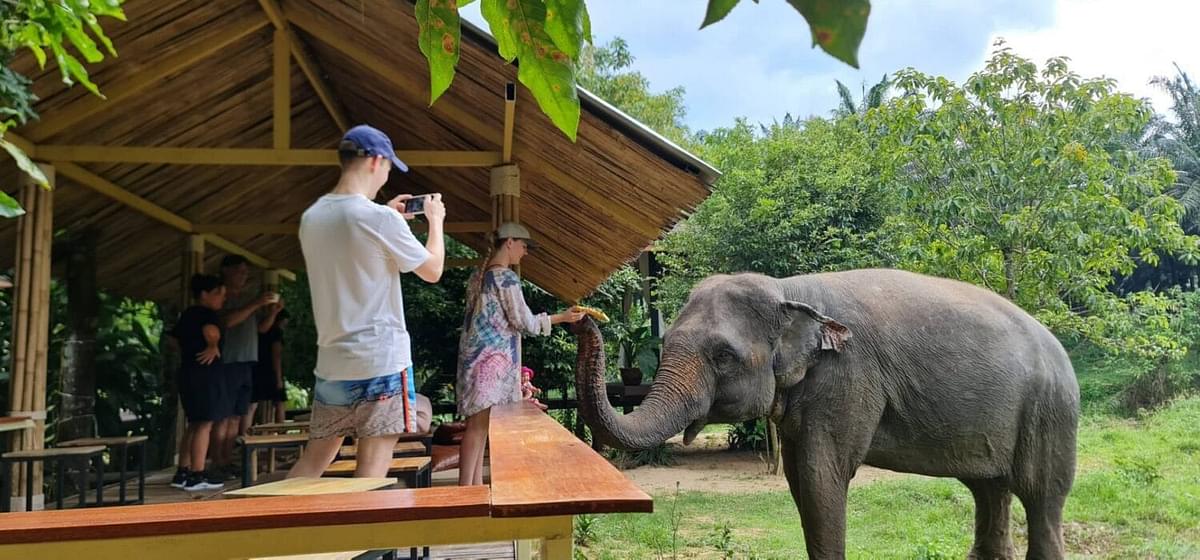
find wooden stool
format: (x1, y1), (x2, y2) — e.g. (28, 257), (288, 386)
(239, 433), (309, 487)
(337, 441), (426, 460)
(58, 435), (148, 506)
(324, 457), (431, 488)
(1, 445), (105, 512)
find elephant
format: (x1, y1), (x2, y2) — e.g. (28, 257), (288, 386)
(571, 269), (1079, 560)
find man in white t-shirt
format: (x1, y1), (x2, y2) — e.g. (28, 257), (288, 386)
(287, 124), (446, 479)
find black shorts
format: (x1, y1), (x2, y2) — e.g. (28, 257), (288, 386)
(251, 366), (287, 403)
(224, 362), (254, 417)
(180, 366), (228, 423)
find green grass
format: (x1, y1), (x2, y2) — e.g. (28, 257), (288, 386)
(577, 396), (1200, 559)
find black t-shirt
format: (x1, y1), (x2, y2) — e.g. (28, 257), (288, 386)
(173, 305), (223, 372)
(255, 327), (283, 375)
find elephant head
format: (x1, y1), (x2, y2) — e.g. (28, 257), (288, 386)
(572, 274), (852, 450)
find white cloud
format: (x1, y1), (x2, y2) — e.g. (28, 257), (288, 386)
(986, 0), (1200, 115)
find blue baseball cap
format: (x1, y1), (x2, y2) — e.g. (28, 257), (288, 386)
(338, 124), (408, 172)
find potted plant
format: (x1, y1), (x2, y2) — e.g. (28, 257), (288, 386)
(612, 302), (661, 386)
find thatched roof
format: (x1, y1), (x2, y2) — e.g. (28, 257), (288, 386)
(0, 0), (715, 303)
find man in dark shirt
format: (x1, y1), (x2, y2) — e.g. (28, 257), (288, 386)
(170, 274), (229, 491)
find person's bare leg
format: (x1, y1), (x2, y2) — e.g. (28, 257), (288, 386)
(274, 402), (286, 424)
(286, 436), (343, 478)
(189, 421), (214, 473)
(220, 416), (239, 466)
(178, 423), (193, 469)
(355, 435), (402, 478)
(458, 408), (490, 486)
(243, 403), (258, 433)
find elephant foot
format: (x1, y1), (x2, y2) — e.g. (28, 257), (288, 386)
(968, 546), (1015, 560)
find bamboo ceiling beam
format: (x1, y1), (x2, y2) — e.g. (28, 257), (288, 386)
(50, 161), (287, 275)
(285, 7), (663, 239)
(23, 17), (270, 142)
(29, 146), (503, 167)
(258, 0), (351, 132)
(273, 27), (291, 150)
(193, 221), (493, 236)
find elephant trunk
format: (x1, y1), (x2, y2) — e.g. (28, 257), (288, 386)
(571, 318), (706, 450)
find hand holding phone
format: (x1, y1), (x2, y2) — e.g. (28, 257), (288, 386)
(403, 195), (429, 215)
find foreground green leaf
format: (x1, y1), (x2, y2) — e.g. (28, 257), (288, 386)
(482, 0), (580, 140)
(786, 0), (870, 68)
(701, 0), (742, 28)
(415, 0), (462, 104)
(544, 0), (591, 59)
(1, 138), (48, 189)
(0, 191), (25, 218)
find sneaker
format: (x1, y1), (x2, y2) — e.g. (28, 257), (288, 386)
(182, 471), (225, 492)
(170, 468), (190, 489)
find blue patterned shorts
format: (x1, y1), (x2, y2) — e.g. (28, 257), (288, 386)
(310, 366), (419, 438)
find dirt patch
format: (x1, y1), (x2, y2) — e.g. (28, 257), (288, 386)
(619, 432), (916, 495)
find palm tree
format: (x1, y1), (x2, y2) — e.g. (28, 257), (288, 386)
(1148, 64), (1200, 230)
(834, 74), (892, 117)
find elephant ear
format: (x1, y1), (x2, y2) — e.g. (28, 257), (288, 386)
(771, 301), (852, 391)
(782, 301), (853, 352)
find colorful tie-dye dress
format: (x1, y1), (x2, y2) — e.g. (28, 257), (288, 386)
(456, 267), (551, 418)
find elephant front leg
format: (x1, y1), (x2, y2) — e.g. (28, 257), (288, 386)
(782, 440), (852, 560)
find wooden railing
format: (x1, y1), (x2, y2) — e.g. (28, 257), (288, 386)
(0, 402), (652, 559)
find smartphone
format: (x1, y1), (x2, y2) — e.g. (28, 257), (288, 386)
(403, 195), (430, 215)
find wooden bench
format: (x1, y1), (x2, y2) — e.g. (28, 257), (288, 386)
(324, 457), (431, 489)
(239, 433), (309, 487)
(0, 402), (652, 559)
(58, 436), (148, 506)
(1, 446), (106, 512)
(248, 421), (310, 436)
(337, 441), (426, 459)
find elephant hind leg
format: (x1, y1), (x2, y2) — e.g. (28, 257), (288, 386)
(1015, 491), (1067, 560)
(960, 478), (1015, 560)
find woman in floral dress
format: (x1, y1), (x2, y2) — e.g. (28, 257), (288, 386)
(456, 222), (583, 486)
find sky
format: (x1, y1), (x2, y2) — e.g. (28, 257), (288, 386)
(461, 0), (1200, 132)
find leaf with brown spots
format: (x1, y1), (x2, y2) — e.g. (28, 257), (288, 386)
(786, 0), (870, 68)
(544, 0), (592, 60)
(416, 0), (462, 104)
(482, 0), (581, 140)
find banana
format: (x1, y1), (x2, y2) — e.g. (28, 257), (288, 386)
(572, 305), (610, 323)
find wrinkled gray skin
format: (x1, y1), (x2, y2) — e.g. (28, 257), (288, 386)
(572, 269), (1079, 560)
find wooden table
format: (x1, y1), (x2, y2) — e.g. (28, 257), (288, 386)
(0, 417), (34, 456)
(324, 457), (431, 488)
(337, 441), (426, 459)
(239, 433), (310, 487)
(224, 477), (396, 498)
(0, 402), (653, 559)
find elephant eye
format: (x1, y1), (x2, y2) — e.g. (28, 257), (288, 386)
(714, 348), (739, 365)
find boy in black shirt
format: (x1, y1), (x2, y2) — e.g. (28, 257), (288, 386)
(170, 274), (229, 491)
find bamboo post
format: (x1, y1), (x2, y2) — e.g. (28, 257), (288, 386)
(7, 164), (53, 510)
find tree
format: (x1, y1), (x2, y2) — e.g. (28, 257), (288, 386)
(416, 0), (870, 140)
(869, 43), (1200, 355)
(834, 74), (891, 117)
(577, 38), (691, 145)
(656, 116), (892, 318)
(1, 0), (126, 216)
(1147, 64), (1200, 229)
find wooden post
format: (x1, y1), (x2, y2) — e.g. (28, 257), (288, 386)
(8, 163), (53, 510)
(58, 230), (99, 443)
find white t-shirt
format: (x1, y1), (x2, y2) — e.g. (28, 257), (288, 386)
(299, 194), (432, 380)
